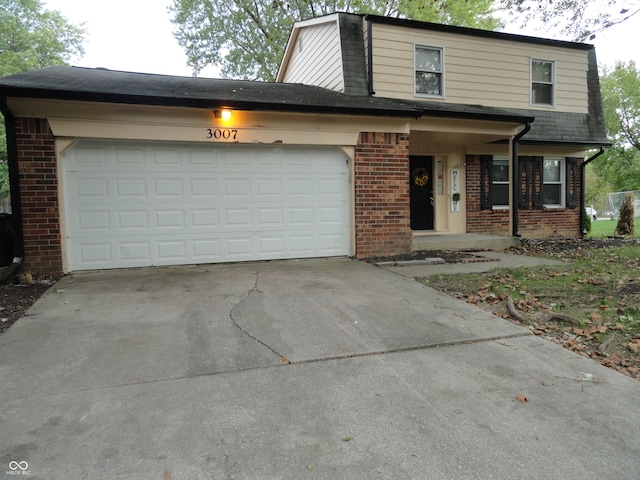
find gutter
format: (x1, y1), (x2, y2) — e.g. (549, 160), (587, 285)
(0, 97), (24, 260)
(511, 122), (532, 237)
(581, 147), (606, 234)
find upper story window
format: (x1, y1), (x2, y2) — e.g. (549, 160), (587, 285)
(531, 59), (555, 106)
(415, 45), (444, 97)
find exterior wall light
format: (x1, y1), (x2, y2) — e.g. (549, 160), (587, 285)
(214, 109), (232, 122)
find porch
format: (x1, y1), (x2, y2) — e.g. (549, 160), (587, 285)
(411, 233), (520, 252)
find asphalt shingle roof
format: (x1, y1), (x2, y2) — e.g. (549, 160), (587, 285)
(0, 62), (608, 146)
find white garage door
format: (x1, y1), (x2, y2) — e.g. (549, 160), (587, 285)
(62, 140), (350, 271)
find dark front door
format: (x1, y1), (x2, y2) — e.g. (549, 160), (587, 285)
(410, 156), (434, 230)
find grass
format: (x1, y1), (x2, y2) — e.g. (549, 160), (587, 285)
(421, 242), (640, 379)
(588, 217), (640, 238)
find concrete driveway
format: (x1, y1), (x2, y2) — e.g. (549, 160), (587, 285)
(1, 258), (639, 479)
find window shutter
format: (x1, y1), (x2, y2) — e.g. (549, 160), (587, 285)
(518, 157), (533, 209)
(566, 157), (579, 208)
(532, 156), (544, 208)
(480, 155), (493, 210)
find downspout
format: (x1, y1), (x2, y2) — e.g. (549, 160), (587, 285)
(0, 97), (25, 263)
(580, 147), (605, 235)
(366, 16), (375, 95)
(511, 122), (531, 237)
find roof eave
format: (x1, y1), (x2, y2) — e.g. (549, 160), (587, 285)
(0, 87), (423, 118)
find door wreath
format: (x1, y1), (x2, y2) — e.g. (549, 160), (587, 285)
(413, 168), (429, 187)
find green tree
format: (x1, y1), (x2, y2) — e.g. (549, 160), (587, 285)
(169, 0), (502, 81)
(497, 0), (640, 41)
(0, 0), (85, 196)
(592, 61), (640, 192)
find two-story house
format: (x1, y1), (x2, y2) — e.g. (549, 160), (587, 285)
(0, 13), (608, 275)
(278, 13), (609, 249)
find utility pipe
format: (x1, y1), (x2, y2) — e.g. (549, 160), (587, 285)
(580, 147), (605, 234)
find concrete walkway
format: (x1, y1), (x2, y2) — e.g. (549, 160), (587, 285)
(0, 258), (638, 479)
(378, 250), (565, 277)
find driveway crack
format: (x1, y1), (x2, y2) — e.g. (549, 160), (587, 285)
(229, 271), (288, 362)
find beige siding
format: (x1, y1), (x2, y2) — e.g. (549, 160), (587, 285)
(371, 23), (589, 114)
(281, 21), (344, 92)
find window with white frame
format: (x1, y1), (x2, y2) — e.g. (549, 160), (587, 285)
(415, 45), (444, 97)
(492, 156), (509, 207)
(542, 157), (564, 206)
(531, 59), (555, 106)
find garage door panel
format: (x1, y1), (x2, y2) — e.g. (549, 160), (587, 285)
(117, 210), (149, 231)
(156, 240), (187, 261)
(155, 210), (185, 229)
(152, 148), (184, 166)
(115, 177), (147, 198)
(72, 176), (109, 200)
(153, 178), (184, 198)
(190, 178), (218, 197)
(63, 141), (349, 270)
(191, 209), (220, 228)
(77, 243), (112, 265)
(114, 147), (146, 166)
(119, 241), (151, 261)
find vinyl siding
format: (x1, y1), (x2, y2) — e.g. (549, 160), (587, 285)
(371, 23), (589, 114)
(281, 21), (344, 92)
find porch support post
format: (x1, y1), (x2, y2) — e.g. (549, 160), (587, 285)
(511, 123), (531, 237)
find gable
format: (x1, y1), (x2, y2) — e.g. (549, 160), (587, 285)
(279, 16), (344, 92)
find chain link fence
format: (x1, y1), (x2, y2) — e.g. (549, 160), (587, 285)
(603, 190), (640, 220)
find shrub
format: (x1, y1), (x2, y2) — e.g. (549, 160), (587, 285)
(583, 208), (592, 233)
(615, 193), (635, 236)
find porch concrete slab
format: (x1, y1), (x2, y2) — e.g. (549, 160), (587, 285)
(411, 233), (520, 251)
(381, 250), (565, 278)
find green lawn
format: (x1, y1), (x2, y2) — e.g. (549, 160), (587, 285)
(588, 218), (640, 238)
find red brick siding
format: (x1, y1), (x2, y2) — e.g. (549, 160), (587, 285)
(465, 155), (583, 238)
(465, 155), (510, 235)
(354, 132), (411, 258)
(15, 118), (63, 275)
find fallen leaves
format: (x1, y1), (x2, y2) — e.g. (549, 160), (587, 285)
(424, 238), (640, 382)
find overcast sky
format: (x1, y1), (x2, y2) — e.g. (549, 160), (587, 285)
(43, 0), (639, 78)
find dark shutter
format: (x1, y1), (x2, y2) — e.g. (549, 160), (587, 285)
(532, 156), (544, 208)
(566, 157), (579, 208)
(518, 157), (533, 209)
(480, 155), (493, 210)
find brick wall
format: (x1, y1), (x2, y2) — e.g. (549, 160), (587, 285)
(354, 132), (411, 258)
(15, 118), (63, 275)
(466, 155), (583, 239)
(466, 155), (510, 235)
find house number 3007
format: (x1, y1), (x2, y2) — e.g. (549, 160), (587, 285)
(206, 128), (238, 140)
